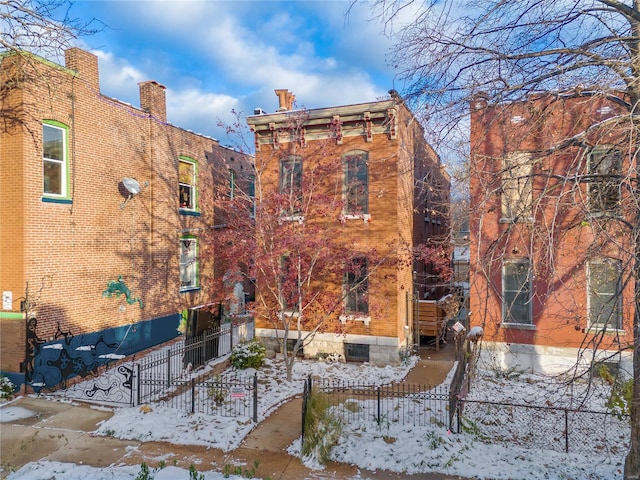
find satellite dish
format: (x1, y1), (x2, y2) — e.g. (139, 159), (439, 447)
(122, 177), (141, 195)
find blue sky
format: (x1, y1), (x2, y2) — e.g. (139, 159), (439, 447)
(64, 1), (404, 148)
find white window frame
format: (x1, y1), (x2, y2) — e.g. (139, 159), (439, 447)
(502, 258), (532, 325)
(279, 156), (302, 216)
(501, 152), (533, 222)
(345, 257), (369, 316)
(587, 146), (621, 214)
(179, 157), (197, 211)
(229, 169), (236, 200)
(587, 259), (622, 331)
(42, 122), (69, 198)
(248, 174), (256, 218)
(343, 150), (369, 216)
(179, 237), (199, 291)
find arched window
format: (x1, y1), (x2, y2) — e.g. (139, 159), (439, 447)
(279, 155), (302, 215)
(343, 151), (368, 215)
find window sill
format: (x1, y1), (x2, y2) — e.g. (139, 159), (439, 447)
(586, 326), (625, 335)
(341, 214), (371, 223)
(340, 314), (371, 326)
(179, 209), (201, 216)
(279, 215), (305, 224)
(500, 322), (536, 331)
(499, 217), (534, 224)
(42, 196), (72, 204)
(179, 287), (200, 293)
(586, 211), (621, 219)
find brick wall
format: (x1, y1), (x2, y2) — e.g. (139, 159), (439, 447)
(249, 101), (447, 347)
(469, 93), (634, 351)
(0, 49), (252, 374)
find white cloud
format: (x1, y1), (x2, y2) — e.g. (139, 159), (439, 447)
(91, 49), (146, 105)
(70, 1), (396, 142)
(166, 88), (239, 140)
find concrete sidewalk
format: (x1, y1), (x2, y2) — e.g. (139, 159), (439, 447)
(1, 346), (463, 480)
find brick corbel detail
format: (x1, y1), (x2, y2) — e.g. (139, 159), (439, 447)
(332, 115), (343, 145)
(363, 112), (373, 142)
(269, 123), (279, 150)
(387, 108), (397, 140)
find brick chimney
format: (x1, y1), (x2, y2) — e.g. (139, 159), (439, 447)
(65, 48), (100, 91)
(139, 81), (167, 122)
(275, 89), (295, 111)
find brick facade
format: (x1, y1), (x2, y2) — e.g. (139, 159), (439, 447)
(247, 92), (449, 365)
(0, 48), (252, 386)
(469, 92), (635, 374)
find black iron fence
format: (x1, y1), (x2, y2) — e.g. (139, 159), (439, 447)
(47, 318), (254, 410)
(448, 336), (480, 430)
(138, 373), (258, 422)
(460, 399), (630, 456)
(301, 376), (449, 436)
(135, 319), (254, 405)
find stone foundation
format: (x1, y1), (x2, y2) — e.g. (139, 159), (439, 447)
(478, 341), (634, 378)
(255, 328), (404, 366)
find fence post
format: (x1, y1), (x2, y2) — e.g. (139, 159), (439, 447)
(201, 333), (206, 367)
(230, 322), (234, 351)
(301, 378), (308, 449)
(191, 378), (195, 414)
(166, 349), (171, 388)
(564, 408), (569, 453)
(253, 373), (258, 423)
(136, 363), (141, 406)
(377, 386), (382, 423)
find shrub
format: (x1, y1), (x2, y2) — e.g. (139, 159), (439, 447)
(301, 391), (342, 465)
(0, 376), (16, 400)
(231, 340), (266, 369)
(599, 364), (632, 420)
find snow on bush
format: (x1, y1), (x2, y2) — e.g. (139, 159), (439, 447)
(230, 340), (266, 369)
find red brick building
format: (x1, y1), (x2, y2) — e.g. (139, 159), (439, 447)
(246, 90), (450, 364)
(0, 48), (252, 388)
(469, 92), (635, 374)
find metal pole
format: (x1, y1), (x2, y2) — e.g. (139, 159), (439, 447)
(191, 378), (195, 414)
(253, 373), (258, 423)
(136, 363), (141, 406)
(301, 378), (307, 448)
(166, 349), (171, 388)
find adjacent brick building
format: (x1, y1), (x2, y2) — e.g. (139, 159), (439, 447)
(0, 48), (252, 388)
(246, 90), (450, 365)
(469, 92), (635, 374)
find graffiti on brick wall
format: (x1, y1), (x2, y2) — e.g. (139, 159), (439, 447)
(25, 317), (131, 403)
(102, 275), (144, 308)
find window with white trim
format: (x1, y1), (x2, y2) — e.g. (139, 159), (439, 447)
(501, 152), (532, 221)
(279, 254), (299, 312)
(344, 151), (368, 215)
(248, 174), (256, 218)
(179, 157), (197, 211)
(502, 259), (532, 324)
(588, 147), (621, 213)
(43, 122), (68, 197)
(345, 257), (369, 315)
(279, 156), (302, 215)
(588, 259), (622, 330)
(229, 169), (236, 199)
(179, 237), (199, 290)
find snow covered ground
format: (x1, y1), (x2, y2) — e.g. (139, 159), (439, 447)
(1, 353), (630, 480)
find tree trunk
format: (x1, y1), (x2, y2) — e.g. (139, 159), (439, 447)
(624, 194), (640, 480)
(285, 355), (294, 382)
